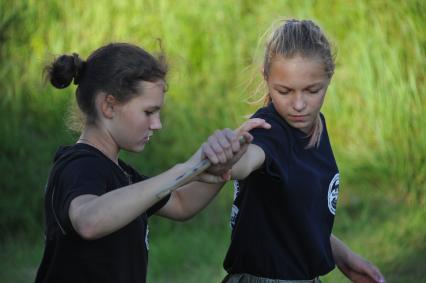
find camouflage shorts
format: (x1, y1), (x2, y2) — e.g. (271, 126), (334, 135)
(222, 273), (321, 283)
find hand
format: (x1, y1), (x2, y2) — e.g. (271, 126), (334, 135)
(337, 251), (386, 283)
(197, 118), (271, 183)
(234, 118), (271, 136)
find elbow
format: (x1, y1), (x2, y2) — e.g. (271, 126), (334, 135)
(71, 212), (104, 240)
(73, 219), (101, 240)
(69, 198), (106, 240)
(78, 226), (99, 240)
(175, 212), (195, 222)
(165, 210), (195, 222)
(168, 192), (197, 221)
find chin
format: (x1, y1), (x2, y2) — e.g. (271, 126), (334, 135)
(135, 144), (146, 152)
(126, 144), (146, 153)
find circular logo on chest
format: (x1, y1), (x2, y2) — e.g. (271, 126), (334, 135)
(328, 173), (340, 215)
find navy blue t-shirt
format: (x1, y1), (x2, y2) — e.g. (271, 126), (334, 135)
(223, 103), (340, 280)
(35, 143), (170, 283)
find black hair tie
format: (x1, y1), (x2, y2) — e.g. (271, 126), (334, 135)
(72, 53), (87, 85)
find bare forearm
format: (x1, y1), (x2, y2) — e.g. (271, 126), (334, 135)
(231, 144), (265, 180)
(157, 142), (266, 220)
(70, 163), (193, 239)
(170, 181), (225, 220)
(331, 234), (386, 282)
(71, 119), (271, 239)
(330, 234), (350, 266)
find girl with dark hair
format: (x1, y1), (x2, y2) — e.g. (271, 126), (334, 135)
(221, 20), (386, 283)
(34, 42), (270, 283)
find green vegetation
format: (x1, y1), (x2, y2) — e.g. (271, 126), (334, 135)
(0, 0), (424, 282)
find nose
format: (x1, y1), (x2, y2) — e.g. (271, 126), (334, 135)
(150, 114), (162, 130)
(292, 92), (306, 112)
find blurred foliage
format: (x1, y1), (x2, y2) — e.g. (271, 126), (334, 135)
(0, 0), (425, 282)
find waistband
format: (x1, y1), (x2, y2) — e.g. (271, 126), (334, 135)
(222, 273), (321, 283)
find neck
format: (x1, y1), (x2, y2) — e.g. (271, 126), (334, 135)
(77, 126), (120, 164)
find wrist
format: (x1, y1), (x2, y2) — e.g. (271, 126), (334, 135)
(175, 161), (204, 183)
(174, 162), (192, 175)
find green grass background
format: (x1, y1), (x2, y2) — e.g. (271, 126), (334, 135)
(0, 0), (425, 282)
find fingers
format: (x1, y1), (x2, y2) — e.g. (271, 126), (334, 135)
(208, 133), (226, 163)
(233, 118), (270, 150)
(224, 129), (240, 153)
(202, 118), (271, 167)
(203, 128), (236, 165)
(349, 256), (386, 283)
(241, 132), (254, 144)
(201, 142), (219, 164)
(236, 118), (271, 134)
(364, 262), (386, 283)
(198, 172), (229, 184)
(216, 129), (235, 159)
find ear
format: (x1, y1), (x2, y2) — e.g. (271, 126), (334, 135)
(100, 94), (117, 119)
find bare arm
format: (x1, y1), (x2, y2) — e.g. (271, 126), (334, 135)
(68, 130), (243, 240)
(201, 118), (268, 181)
(69, 162), (203, 240)
(156, 181), (224, 221)
(331, 234), (386, 283)
(156, 118), (271, 220)
(157, 144), (267, 222)
(230, 144), (265, 180)
(69, 119), (270, 240)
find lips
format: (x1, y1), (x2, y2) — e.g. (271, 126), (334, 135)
(141, 136), (149, 144)
(288, 115), (308, 122)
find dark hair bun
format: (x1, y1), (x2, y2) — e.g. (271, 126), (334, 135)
(46, 53), (86, 89)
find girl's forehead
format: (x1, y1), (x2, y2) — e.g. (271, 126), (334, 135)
(272, 54), (323, 69)
(136, 80), (166, 93)
(268, 55), (328, 82)
(124, 81), (165, 107)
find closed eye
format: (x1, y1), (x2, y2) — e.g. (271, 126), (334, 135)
(145, 109), (160, 116)
(277, 89), (291, 95)
(307, 89), (321, 94)
(144, 107), (161, 116)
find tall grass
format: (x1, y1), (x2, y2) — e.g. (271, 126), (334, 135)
(0, 0), (425, 281)
(323, 1), (426, 198)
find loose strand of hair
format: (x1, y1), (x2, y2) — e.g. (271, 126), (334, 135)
(306, 114), (323, 149)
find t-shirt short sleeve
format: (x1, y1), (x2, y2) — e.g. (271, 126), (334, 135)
(55, 156), (111, 234)
(146, 194), (171, 217)
(249, 107), (290, 180)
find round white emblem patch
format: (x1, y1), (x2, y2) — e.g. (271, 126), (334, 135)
(327, 173), (340, 215)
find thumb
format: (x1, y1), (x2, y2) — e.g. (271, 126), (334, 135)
(236, 118), (271, 134)
(198, 172), (228, 184)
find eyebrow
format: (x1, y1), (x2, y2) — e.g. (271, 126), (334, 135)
(145, 106), (162, 111)
(273, 82), (324, 89)
(273, 84), (291, 89)
(305, 83), (324, 89)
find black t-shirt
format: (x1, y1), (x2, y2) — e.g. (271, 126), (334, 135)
(223, 103), (340, 280)
(35, 143), (170, 283)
